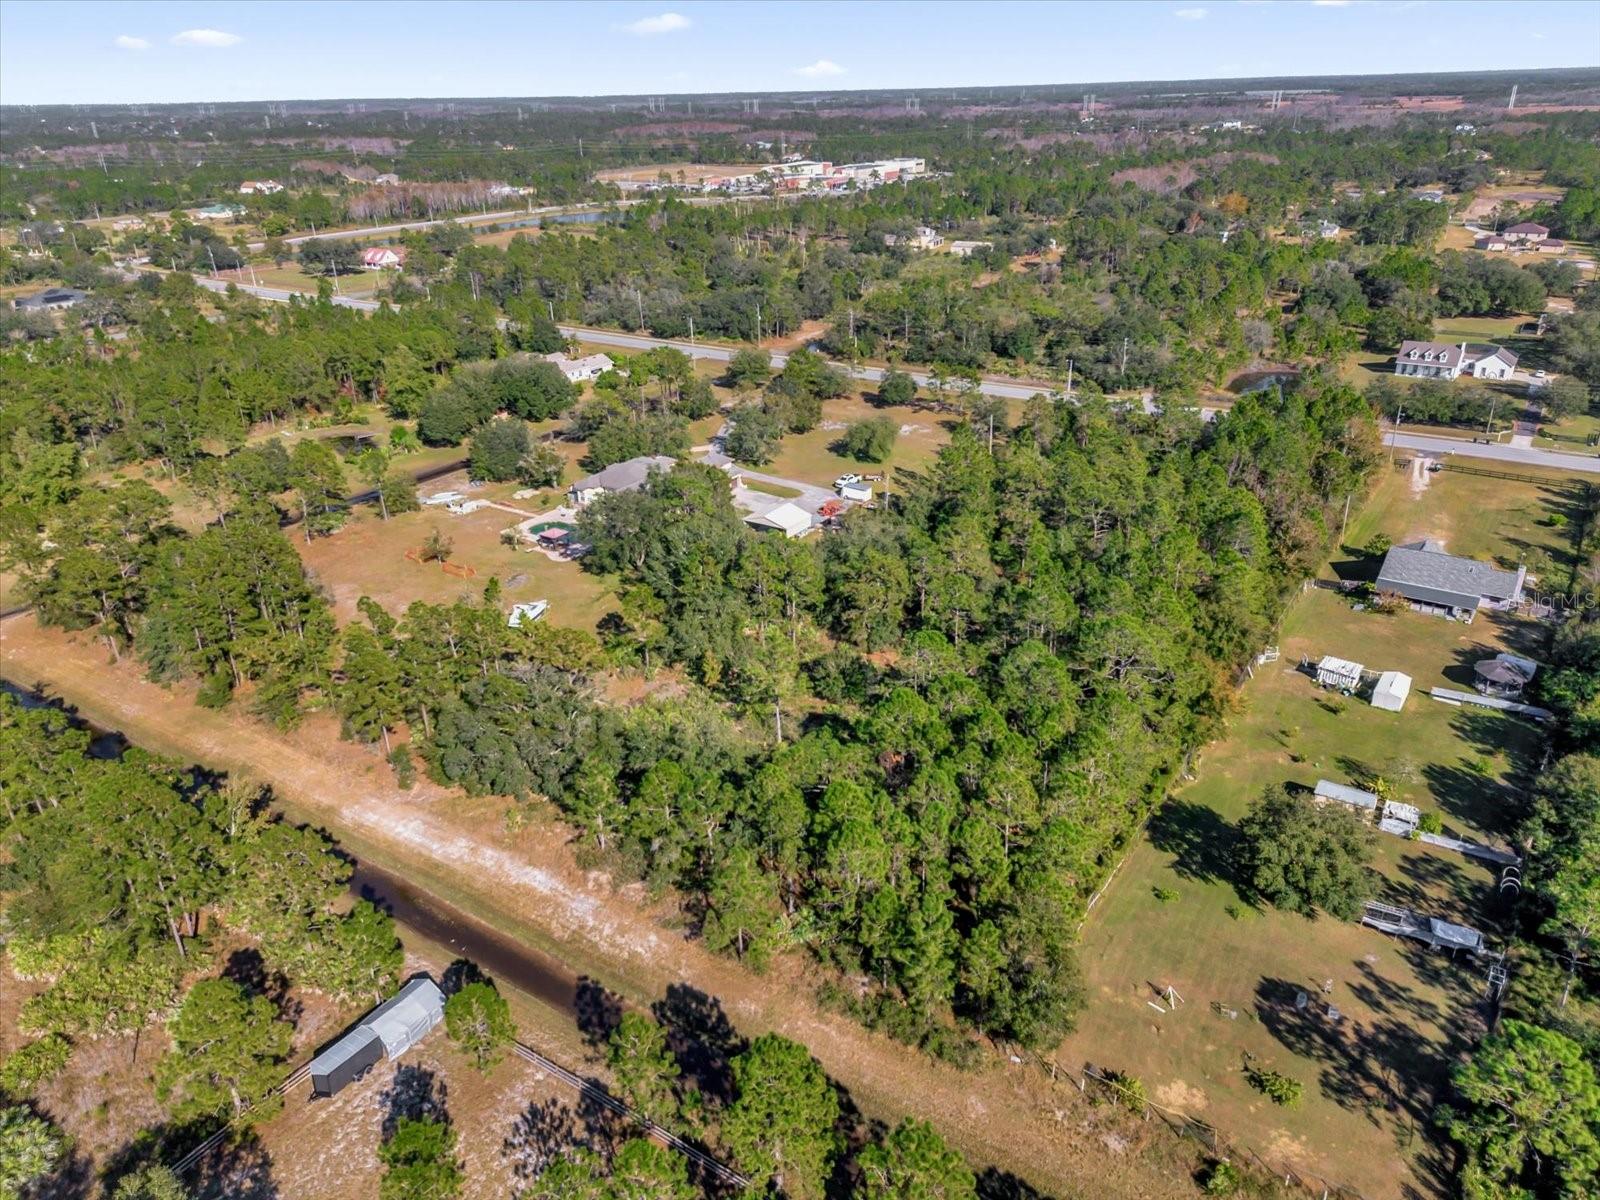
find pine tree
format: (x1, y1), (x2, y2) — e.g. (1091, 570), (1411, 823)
(443, 980), (515, 1072)
(156, 978), (293, 1124)
(722, 1034), (841, 1199)
(606, 1012), (680, 1126)
(857, 1119), (976, 1200)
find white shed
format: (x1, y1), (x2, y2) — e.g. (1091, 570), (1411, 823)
(1315, 655), (1364, 692)
(839, 482), (873, 503)
(1314, 779), (1379, 813)
(1370, 671), (1412, 712)
(508, 600), (549, 627)
(745, 502), (813, 539)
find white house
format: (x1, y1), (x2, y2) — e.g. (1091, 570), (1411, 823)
(1394, 340), (1518, 381)
(508, 600), (549, 627)
(1315, 655), (1364, 692)
(949, 240), (994, 258)
(545, 352), (615, 383)
(238, 180), (284, 195)
(361, 246), (406, 270)
(745, 502), (813, 539)
(111, 216), (146, 232)
(885, 226), (943, 250)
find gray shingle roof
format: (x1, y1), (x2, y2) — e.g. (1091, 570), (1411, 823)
(1376, 541), (1523, 607)
(571, 454), (676, 495)
(1397, 340), (1464, 368)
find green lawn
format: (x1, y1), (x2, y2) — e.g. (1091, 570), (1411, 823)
(763, 394), (951, 488)
(1057, 467), (1570, 1199)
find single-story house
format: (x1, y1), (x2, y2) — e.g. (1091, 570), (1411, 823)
(13, 286), (88, 311)
(361, 246), (406, 269)
(1474, 658), (1531, 697)
(545, 352), (615, 383)
(1370, 671), (1412, 712)
(1314, 779), (1380, 814)
(192, 203), (245, 220)
(238, 180), (284, 195)
(1474, 235), (1508, 252)
(1393, 340), (1518, 381)
(1504, 221), (1549, 245)
(508, 599), (549, 627)
(1537, 238), (1567, 253)
(1375, 539), (1526, 619)
(885, 226), (943, 250)
(1315, 655), (1364, 692)
(1413, 188), (1447, 203)
(111, 216), (146, 232)
(949, 240), (994, 258)
(745, 502), (813, 538)
(568, 454), (675, 507)
(1316, 219), (1341, 240)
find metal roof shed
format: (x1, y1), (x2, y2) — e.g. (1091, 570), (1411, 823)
(309, 1027), (383, 1098)
(1370, 671), (1412, 712)
(1426, 918), (1485, 955)
(1314, 780), (1379, 813)
(745, 502), (813, 539)
(1315, 656), (1364, 691)
(363, 977), (445, 1059)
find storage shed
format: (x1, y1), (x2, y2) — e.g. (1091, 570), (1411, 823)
(309, 1028), (383, 1097)
(1315, 656), (1364, 692)
(1314, 779), (1379, 813)
(745, 502), (813, 538)
(1370, 671), (1412, 712)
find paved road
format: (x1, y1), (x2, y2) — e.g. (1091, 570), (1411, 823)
(187, 279), (1600, 475)
(551, 324), (1060, 401)
(1389, 430), (1600, 474)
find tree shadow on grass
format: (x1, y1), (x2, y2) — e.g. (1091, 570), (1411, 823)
(1421, 760), (1517, 841)
(221, 947), (300, 1026)
(575, 976), (624, 1056)
(380, 1063), (448, 1140)
(502, 1097), (579, 1182)
(1377, 849), (1489, 916)
(651, 983), (750, 1108)
(1146, 799), (1241, 888)
(189, 1131), (279, 1200)
(976, 1167), (1053, 1200)
(1254, 966), (1474, 1133)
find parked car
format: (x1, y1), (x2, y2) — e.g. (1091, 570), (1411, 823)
(1534, 369), (1548, 378)
(833, 473), (861, 489)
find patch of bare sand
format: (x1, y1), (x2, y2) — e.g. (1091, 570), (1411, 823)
(1155, 1080), (1209, 1112)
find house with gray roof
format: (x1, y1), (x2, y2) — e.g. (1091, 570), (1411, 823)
(14, 286), (87, 311)
(1375, 539), (1525, 619)
(1394, 340), (1518, 381)
(568, 454), (676, 507)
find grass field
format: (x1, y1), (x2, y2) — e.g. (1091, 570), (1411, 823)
(295, 473), (618, 632)
(761, 394), (951, 488)
(1056, 465), (1573, 1199)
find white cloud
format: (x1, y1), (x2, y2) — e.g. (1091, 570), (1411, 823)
(1175, 6), (1208, 18)
(114, 34), (150, 50)
(617, 12), (690, 35)
(170, 28), (243, 47)
(793, 59), (845, 78)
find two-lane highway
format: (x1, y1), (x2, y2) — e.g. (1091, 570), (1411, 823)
(189, 277), (1600, 475)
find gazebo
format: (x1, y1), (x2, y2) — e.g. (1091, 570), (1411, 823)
(1474, 658), (1530, 698)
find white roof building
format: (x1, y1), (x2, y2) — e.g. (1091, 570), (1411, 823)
(1314, 779), (1380, 813)
(949, 240), (994, 258)
(361, 246), (406, 269)
(1370, 671), (1412, 712)
(545, 352), (614, 383)
(745, 501), (813, 538)
(838, 482), (873, 503)
(1315, 655), (1364, 692)
(508, 600), (549, 627)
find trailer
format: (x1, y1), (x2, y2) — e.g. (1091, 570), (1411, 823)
(308, 976), (445, 1099)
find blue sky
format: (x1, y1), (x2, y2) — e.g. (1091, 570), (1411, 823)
(2, 1), (1596, 106)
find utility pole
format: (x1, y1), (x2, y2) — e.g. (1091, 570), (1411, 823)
(1065, 357), (1074, 398)
(547, 299), (555, 321)
(755, 301), (761, 341)
(688, 315), (695, 344)
(1120, 337), (1130, 376)
(1389, 406), (1404, 462)
(636, 287), (645, 329)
